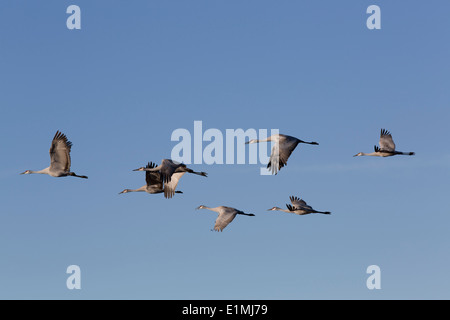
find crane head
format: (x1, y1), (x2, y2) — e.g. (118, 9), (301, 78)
(353, 152), (363, 157)
(132, 167), (145, 172)
(196, 205), (206, 210)
(20, 170), (31, 175)
(267, 207), (280, 211)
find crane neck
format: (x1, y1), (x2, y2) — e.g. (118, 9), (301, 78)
(272, 207), (289, 212)
(201, 206), (220, 213)
(31, 168), (50, 174)
(364, 152), (380, 156)
(129, 186), (147, 193)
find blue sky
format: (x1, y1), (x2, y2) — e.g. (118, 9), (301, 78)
(0, 0), (449, 299)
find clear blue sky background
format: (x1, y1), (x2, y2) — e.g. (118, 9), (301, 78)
(0, 1), (449, 299)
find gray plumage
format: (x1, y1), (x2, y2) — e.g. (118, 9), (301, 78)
(196, 205), (255, 232)
(246, 134), (319, 175)
(268, 196), (331, 216)
(20, 131), (88, 179)
(133, 159), (206, 199)
(354, 129), (415, 157)
(120, 162), (183, 197)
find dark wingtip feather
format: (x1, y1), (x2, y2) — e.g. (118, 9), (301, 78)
(53, 130), (73, 149)
(146, 162), (157, 169)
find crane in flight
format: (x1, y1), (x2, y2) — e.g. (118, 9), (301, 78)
(196, 205), (255, 232)
(120, 162), (183, 198)
(20, 131), (88, 179)
(268, 196), (331, 215)
(133, 159), (207, 198)
(354, 129), (415, 157)
(246, 134), (319, 175)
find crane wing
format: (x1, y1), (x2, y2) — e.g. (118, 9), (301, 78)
(267, 140), (299, 175)
(286, 203), (313, 214)
(379, 129), (396, 152)
(213, 210), (236, 232)
(159, 159), (179, 183)
(289, 196), (307, 209)
(286, 204), (298, 212)
(163, 171), (186, 199)
(145, 162), (163, 189)
(49, 131), (72, 172)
